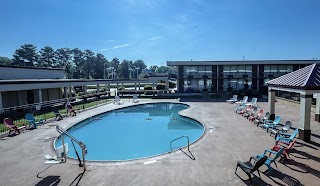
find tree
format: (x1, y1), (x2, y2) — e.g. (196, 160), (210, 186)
(56, 48), (74, 78)
(133, 60), (147, 75)
(83, 49), (95, 79)
(118, 60), (130, 79)
(149, 65), (158, 72)
(0, 56), (12, 65)
(92, 53), (108, 79)
(12, 44), (39, 66)
(72, 48), (85, 79)
(39, 46), (56, 67)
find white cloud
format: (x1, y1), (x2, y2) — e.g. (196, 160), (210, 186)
(147, 37), (161, 41)
(100, 43), (133, 51)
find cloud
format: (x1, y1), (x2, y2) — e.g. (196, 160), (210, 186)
(101, 43), (133, 51)
(147, 37), (161, 41)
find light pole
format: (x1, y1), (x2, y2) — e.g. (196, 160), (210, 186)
(135, 67), (139, 79)
(129, 68), (133, 79)
(109, 67), (114, 80)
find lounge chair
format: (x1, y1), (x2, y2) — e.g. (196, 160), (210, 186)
(276, 128), (299, 143)
(256, 112), (270, 126)
(263, 115), (281, 132)
(114, 95), (124, 105)
(37, 143), (69, 178)
(52, 108), (63, 120)
(243, 107), (257, 119)
(66, 103), (77, 116)
(236, 96), (248, 105)
(25, 113), (44, 129)
(245, 97), (258, 107)
(249, 109), (263, 123)
(234, 103), (245, 113)
(235, 156), (268, 183)
(256, 147), (285, 172)
(3, 118), (26, 135)
(132, 94), (139, 103)
(271, 139), (296, 159)
(270, 121), (292, 137)
(226, 95), (238, 103)
(238, 105), (252, 116)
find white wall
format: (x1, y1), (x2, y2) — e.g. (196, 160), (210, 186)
(0, 66), (65, 80)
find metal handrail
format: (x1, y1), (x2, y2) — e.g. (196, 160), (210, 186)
(56, 126), (87, 171)
(170, 135), (195, 160)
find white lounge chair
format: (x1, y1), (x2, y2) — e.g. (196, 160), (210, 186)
(132, 94), (139, 103)
(236, 96), (248, 105)
(226, 95), (238, 103)
(114, 96), (124, 105)
(37, 143), (68, 178)
(245, 97), (258, 107)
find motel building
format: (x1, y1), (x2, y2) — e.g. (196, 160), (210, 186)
(0, 65), (168, 110)
(167, 60), (320, 93)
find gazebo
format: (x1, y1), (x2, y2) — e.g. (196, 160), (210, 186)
(266, 63), (320, 142)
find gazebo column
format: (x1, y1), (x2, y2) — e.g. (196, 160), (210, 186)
(299, 94), (312, 142)
(268, 89), (276, 120)
(315, 93), (320, 122)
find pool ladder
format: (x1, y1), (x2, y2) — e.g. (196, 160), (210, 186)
(170, 135), (195, 160)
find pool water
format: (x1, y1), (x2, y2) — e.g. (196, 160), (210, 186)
(55, 103), (204, 161)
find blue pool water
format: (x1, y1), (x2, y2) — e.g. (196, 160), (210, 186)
(55, 103), (204, 161)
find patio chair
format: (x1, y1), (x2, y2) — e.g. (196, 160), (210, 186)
(276, 128), (299, 143)
(234, 103), (245, 113)
(226, 95), (238, 103)
(245, 97), (258, 107)
(270, 121), (292, 137)
(256, 147), (285, 172)
(114, 95), (124, 105)
(238, 105), (252, 116)
(271, 139), (296, 160)
(243, 107), (257, 119)
(235, 156), (268, 183)
(52, 108), (63, 121)
(3, 118), (26, 135)
(37, 143), (69, 178)
(132, 94), (139, 103)
(249, 109), (263, 123)
(25, 113), (44, 129)
(235, 96), (248, 105)
(66, 103), (77, 116)
(263, 115), (281, 132)
(256, 112), (270, 126)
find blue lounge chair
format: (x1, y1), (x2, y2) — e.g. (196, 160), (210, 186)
(234, 103), (245, 113)
(263, 115), (281, 132)
(256, 147), (285, 172)
(276, 128), (299, 143)
(25, 113), (44, 128)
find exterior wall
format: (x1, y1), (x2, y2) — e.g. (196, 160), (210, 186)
(48, 88), (62, 100)
(0, 66), (65, 80)
(168, 61), (317, 93)
(2, 91), (19, 108)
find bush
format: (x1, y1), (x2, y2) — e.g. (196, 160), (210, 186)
(144, 85), (153, 90)
(156, 83), (166, 90)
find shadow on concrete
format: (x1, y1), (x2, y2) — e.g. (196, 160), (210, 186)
(235, 172), (271, 186)
(69, 170), (85, 186)
(290, 149), (320, 162)
(281, 158), (320, 178)
(35, 176), (60, 186)
(263, 169), (302, 186)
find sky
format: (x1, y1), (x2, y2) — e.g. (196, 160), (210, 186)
(0, 0), (320, 67)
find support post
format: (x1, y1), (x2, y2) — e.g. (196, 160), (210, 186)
(0, 92), (3, 109)
(38, 89), (43, 103)
(299, 94), (312, 142)
(64, 87), (68, 98)
(315, 93), (320, 122)
(107, 84), (110, 97)
(268, 89), (276, 120)
(68, 87), (72, 98)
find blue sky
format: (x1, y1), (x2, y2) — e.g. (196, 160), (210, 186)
(0, 0), (319, 67)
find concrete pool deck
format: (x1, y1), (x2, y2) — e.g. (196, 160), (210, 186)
(0, 99), (320, 185)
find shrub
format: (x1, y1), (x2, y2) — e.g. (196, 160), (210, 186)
(156, 83), (166, 90)
(144, 85), (153, 90)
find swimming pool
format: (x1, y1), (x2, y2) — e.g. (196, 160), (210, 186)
(55, 103), (204, 161)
